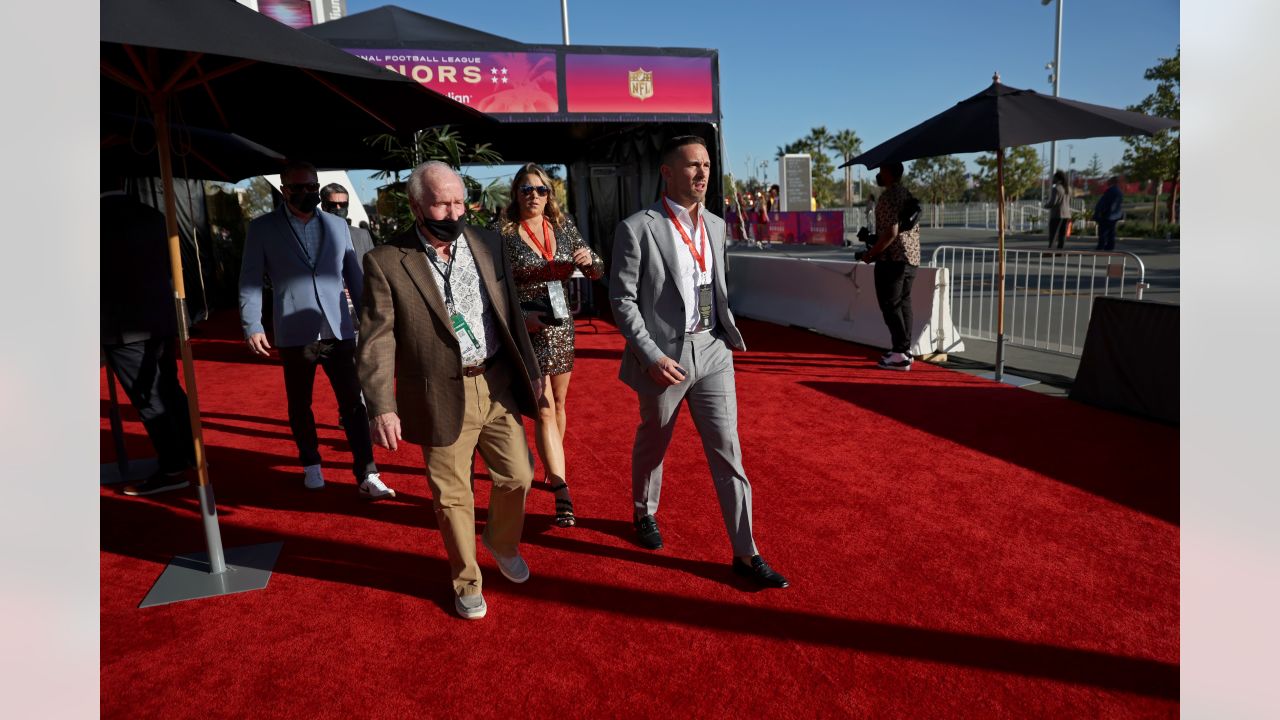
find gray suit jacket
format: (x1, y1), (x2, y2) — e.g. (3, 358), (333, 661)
(609, 201), (746, 395)
(239, 205), (362, 347)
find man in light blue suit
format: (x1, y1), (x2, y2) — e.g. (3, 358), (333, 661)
(239, 160), (395, 499)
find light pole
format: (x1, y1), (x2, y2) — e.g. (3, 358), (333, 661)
(560, 0), (570, 44)
(1043, 0), (1063, 173)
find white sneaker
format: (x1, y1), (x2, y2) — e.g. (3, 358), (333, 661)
(454, 592), (487, 620)
(877, 352), (912, 372)
(482, 535), (530, 583)
(303, 464), (325, 490)
(358, 473), (396, 500)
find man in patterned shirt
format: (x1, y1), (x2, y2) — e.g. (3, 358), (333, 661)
(861, 160), (922, 371)
(357, 161), (544, 620)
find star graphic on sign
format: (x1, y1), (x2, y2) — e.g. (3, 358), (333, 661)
(491, 76), (498, 84)
(501, 77), (508, 84)
(501, 68), (508, 75)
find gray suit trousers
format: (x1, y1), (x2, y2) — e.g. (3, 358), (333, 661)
(632, 330), (757, 557)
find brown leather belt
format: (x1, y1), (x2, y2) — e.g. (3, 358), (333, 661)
(462, 359), (492, 377)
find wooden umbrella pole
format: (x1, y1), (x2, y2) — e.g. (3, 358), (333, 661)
(151, 94), (227, 575)
(995, 146), (1007, 382)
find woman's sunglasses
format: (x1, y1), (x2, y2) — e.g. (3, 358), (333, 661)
(519, 184), (550, 197)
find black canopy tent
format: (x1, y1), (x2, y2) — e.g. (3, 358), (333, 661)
(301, 5), (725, 267)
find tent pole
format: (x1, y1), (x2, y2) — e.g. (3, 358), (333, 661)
(995, 147), (1007, 382)
(151, 93), (227, 575)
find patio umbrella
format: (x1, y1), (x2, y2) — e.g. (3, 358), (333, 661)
(841, 73), (1177, 381)
(101, 0), (489, 599)
(102, 112), (287, 182)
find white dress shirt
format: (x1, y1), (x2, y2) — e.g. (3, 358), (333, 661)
(662, 196), (717, 334)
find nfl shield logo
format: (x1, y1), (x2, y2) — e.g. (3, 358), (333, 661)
(629, 69), (653, 101)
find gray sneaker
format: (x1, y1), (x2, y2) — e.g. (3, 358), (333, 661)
(481, 536), (530, 583)
(454, 592), (487, 620)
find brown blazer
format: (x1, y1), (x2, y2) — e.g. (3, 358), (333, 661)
(356, 226), (541, 447)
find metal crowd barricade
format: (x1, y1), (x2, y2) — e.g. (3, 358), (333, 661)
(929, 246), (1147, 356)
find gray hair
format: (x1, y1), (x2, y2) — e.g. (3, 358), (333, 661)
(407, 161), (464, 208)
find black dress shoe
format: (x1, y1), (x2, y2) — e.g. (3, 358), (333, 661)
(732, 555), (789, 588)
(634, 514), (663, 550)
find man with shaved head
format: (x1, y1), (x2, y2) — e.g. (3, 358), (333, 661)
(356, 161), (543, 620)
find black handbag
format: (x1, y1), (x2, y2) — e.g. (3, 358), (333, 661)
(520, 297), (564, 326)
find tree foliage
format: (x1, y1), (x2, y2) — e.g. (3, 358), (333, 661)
(239, 176), (277, 218)
(1118, 48), (1179, 185)
(828, 129), (863, 206)
(974, 145), (1043, 201)
(908, 156), (968, 204)
(774, 125), (860, 207)
(367, 125), (504, 233)
(1084, 153), (1104, 179)
(1117, 48), (1180, 224)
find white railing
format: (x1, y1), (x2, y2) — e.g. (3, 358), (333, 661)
(835, 200), (1089, 234)
(928, 246), (1147, 356)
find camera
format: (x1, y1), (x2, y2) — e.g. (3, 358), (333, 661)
(854, 226), (876, 261)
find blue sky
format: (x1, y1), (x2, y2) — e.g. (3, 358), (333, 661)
(338, 0), (1179, 202)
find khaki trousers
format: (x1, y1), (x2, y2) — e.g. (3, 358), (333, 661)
(423, 365), (532, 597)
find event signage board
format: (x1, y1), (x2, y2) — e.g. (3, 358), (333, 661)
(564, 54), (714, 114)
(338, 48), (717, 119)
(726, 210), (844, 246)
(780, 154), (812, 211)
(346, 49), (560, 113)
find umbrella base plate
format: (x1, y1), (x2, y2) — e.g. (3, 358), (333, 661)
(139, 542), (283, 608)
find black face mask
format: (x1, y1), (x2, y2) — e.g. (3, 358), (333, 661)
(289, 192), (321, 213)
(322, 203), (349, 219)
(418, 215), (465, 243)
(874, 172), (886, 187)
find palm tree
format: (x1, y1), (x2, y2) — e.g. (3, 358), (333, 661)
(828, 129), (862, 206)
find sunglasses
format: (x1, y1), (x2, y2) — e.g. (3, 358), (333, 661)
(283, 182), (320, 192)
(322, 201), (349, 209)
(519, 184), (550, 197)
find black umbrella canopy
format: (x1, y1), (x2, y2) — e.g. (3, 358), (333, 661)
(101, 0), (491, 170)
(843, 78), (1179, 169)
(102, 113), (286, 181)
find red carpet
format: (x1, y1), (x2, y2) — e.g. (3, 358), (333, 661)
(100, 312), (1178, 718)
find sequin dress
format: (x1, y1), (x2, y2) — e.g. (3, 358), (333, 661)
(495, 217), (604, 376)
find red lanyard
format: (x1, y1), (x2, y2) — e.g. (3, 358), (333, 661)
(662, 197), (708, 273)
(519, 218), (555, 261)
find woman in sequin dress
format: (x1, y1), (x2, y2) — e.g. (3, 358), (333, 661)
(495, 163), (604, 527)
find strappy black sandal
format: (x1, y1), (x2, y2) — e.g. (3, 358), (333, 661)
(549, 482), (576, 527)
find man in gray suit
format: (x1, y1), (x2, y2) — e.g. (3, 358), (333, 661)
(239, 160), (395, 500)
(610, 135), (789, 589)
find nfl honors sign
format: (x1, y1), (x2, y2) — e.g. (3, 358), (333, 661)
(629, 68), (654, 101)
(334, 47), (715, 117)
(565, 54), (712, 114)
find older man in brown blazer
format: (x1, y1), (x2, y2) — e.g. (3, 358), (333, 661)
(357, 161), (542, 620)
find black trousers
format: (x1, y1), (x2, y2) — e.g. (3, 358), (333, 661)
(278, 338), (376, 480)
(102, 337), (195, 474)
(1096, 221), (1118, 251)
(873, 261), (917, 354)
(1047, 217), (1067, 249)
